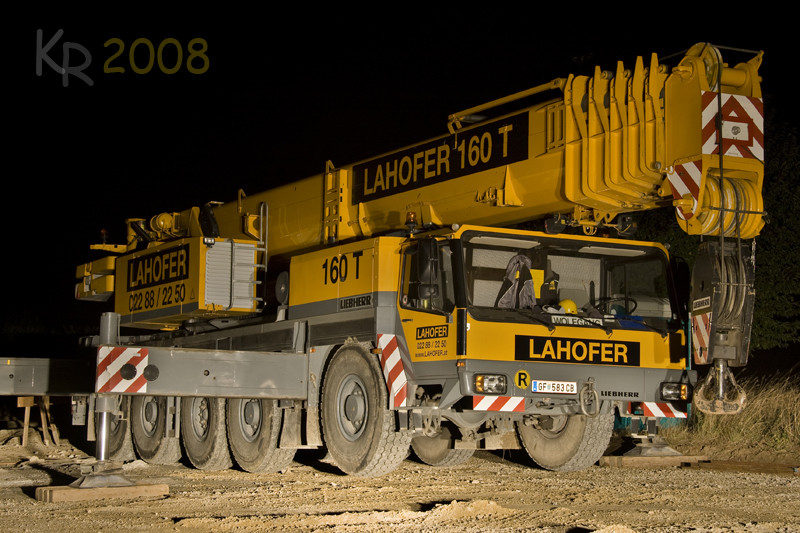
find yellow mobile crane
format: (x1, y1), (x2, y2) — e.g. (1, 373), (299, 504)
(73, 42), (763, 475)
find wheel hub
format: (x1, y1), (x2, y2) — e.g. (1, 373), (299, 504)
(190, 397), (210, 439)
(337, 375), (368, 441)
(140, 397), (159, 437)
(144, 400), (156, 424)
(344, 390), (366, 423)
(239, 399), (262, 442)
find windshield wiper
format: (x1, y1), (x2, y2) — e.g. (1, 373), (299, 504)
(517, 309), (556, 332)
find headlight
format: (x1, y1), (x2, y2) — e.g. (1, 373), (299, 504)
(475, 374), (507, 394)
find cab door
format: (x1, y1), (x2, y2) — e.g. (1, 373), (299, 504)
(397, 238), (458, 365)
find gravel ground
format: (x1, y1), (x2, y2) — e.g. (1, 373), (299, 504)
(0, 427), (798, 533)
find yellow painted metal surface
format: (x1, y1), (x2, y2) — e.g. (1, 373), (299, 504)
(75, 256), (116, 301)
(113, 237), (259, 329)
(288, 237), (402, 309)
(466, 318), (684, 370)
(403, 311), (457, 362)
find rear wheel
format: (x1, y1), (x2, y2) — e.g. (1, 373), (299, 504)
(411, 423), (474, 467)
(181, 397), (233, 470)
(226, 398), (295, 473)
(321, 346), (410, 476)
(516, 412), (613, 472)
(131, 395), (182, 465)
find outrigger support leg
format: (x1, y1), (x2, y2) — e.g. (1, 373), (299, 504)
(69, 394), (136, 489)
(66, 311), (139, 490)
(69, 311), (138, 488)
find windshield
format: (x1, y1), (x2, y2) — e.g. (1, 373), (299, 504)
(461, 231), (678, 328)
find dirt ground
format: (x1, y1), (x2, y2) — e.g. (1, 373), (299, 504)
(0, 421), (799, 533)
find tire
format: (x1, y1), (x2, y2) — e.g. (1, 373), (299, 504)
(411, 423), (474, 467)
(130, 395), (182, 465)
(226, 398), (295, 473)
(102, 395), (135, 462)
(321, 346), (410, 477)
(516, 412), (613, 472)
(181, 397), (233, 470)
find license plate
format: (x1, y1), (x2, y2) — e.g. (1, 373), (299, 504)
(531, 380), (577, 394)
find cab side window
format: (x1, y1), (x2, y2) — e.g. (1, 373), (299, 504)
(400, 240), (454, 313)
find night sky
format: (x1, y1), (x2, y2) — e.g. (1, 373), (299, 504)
(5, 10), (788, 353)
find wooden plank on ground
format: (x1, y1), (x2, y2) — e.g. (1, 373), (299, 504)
(600, 455), (710, 468)
(682, 460), (800, 475)
(35, 483), (169, 503)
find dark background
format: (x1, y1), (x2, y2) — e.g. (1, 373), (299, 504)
(4, 10), (794, 368)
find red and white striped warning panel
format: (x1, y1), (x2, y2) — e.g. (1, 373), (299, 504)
(377, 334), (408, 408)
(96, 346), (149, 394)
(472, 395), (525, 412)
(638, 402), (687, 418)
(701, 91), (764, 161)
(692, 312), (712, 365)
(668, 161), (702, 220)
(670, 92), (764, 221)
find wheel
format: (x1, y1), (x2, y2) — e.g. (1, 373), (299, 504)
(516, 412), (613, 472)
(101, 395), (135, 462)
(181, 397), (233, 470)
(130, 395), (182, 465)
(226, 398), (295, 473)
(321, 346), (411, 476)
(411, 423), (474, 467)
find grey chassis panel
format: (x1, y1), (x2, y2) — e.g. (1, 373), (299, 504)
(0, 358), (95, 396)
(103, 307), (388, 402)
(121, 302), (200, 327)
(289, 291), (396, 322)
(105, 347), (308, 399)
(460, 359), (695, 405)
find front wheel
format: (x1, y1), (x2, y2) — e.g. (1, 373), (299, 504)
(516, 412), (613, 472)
(411, 423), (474, 467)
(321, 346), (410, 477)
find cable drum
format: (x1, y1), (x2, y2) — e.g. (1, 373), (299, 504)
(695, 177), (764, 239)
(717, 253), (746, 325)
